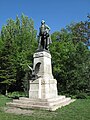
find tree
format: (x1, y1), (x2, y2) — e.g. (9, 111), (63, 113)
(66, 15), (90, 46)
(50, 28), (90, 97)
(0, 14), (37, 94)
(0, 23), (16, 95)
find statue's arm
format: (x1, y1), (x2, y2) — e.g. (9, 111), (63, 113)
(39, 27), (41, 35)
(45, 25), (50, 31)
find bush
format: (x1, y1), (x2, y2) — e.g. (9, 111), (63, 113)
(76, 93), (88, 99)
(7, 91), (26, 99)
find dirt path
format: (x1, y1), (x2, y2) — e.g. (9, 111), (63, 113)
(4, 107), (34, 115)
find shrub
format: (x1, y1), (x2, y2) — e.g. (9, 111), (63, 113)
(76, 93), (88, 99)
(7, 91), (26, 99)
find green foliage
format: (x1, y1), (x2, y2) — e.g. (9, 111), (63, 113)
(7, 91), (26, 98)
(51, 25), (90, 96)
(0, 24), (17, 94)
(66, 16), (90, 46)
(75, 92), (89, 99)
(0, 14), (37, 94)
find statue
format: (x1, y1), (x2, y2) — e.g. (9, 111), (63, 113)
(37, 20), (52, 51)
(27, 64), (41, 81)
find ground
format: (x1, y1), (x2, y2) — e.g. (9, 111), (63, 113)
(0, 95), (90, 120)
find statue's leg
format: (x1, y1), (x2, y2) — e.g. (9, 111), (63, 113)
(43, 39), (45, 50)
(46, 37), (49, 50)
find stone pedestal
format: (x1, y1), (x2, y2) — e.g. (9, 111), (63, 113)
(6, 51), (75, 111)
(29, 51), (57, 99)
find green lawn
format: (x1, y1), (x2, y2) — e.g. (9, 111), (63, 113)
(0, 95), (90, 120)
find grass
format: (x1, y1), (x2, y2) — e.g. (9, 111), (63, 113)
(0, 94), (90, 120)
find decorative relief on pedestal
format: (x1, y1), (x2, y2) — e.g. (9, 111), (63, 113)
(33, 51), (53, 79)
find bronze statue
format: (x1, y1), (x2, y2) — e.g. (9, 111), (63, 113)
(37, 20), (52, 51)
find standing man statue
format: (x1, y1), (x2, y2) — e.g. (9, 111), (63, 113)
(37, 20), (52, 51)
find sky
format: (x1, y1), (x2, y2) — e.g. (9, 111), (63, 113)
(0, 0), (90, 33)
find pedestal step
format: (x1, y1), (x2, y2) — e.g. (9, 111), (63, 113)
(6, 96), (75, 111)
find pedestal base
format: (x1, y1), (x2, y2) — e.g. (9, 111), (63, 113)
(29, 78), (57, 99)
(6, 96), (75, 111)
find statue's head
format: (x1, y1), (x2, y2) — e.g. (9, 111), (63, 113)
(41, 20), (45, 25)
